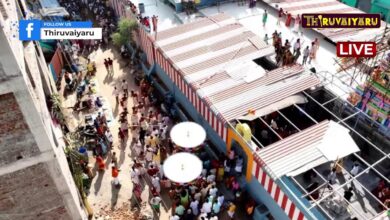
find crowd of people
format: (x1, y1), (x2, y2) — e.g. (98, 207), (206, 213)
(86, 53), (259, 218)
(260, 8), (319, 67)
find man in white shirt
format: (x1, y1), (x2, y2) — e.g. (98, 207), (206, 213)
(293, 38), (301, 56)
(112, 87), (119, 104)
(201, 201), (212, 215)
(209, 185), (218, 197)
(217, 194), (224, 206)
(152, 175), (161, 193)
(350, 163), (360, 177)
(170, 215), (180, 220)
(121, 79), (128, 96)
(130, 166), (140, 185)
(150, 196), (162, 213)
(190, 199), (199, 216)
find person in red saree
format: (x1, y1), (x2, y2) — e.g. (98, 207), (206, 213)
(285, 12), (292, 27)
(96, 155), (105, 171)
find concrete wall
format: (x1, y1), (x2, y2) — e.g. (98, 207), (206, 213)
(0, 20), (87, 219)
(0, 93), (41, 166)
(0, 163), (72, 220)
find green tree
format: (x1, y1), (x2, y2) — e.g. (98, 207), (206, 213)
(50, 93), (66, 125)
(112, 18), (138, 47)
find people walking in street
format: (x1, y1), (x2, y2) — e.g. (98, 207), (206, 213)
(107, 57), (114, 74)
(130, 165), (140, 185)
(293, 38), (301, 56)
(152, 15), (158, 32)
(152, 175), (161, 193)
(130, 90), (138, 104)
(293, 14), (301, 33)
(327, 168), (337, 189)
(264, 34), (269, 45)
(190, 198), (200, 216)
(262, 10), (268, 27)
(344, 187), (354, 201)
(294, 48), (301, 63)
(104, 58), (109, 73)
(150, 195), (162, 214)
(113, 86), (119, 104)
(285, 11), (292, 27)
(308, 43), (316, 64)
(350, 163), (360, 177)
(112, 165), (120, 187)
(122, 79), (128, 97)
(313, 38), (320, 58)
(277, 8), (284, 26)
(96, 155), (105, 171)
(302, 46), (309, 65)
(111, 151), (118, 168)
(227, 202), (236, 219)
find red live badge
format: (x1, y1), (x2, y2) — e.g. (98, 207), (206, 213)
(336, 42), (377, 58)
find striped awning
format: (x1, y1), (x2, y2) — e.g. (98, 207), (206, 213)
(256, 120), (360, 178)
(270, 0), (386, 42)
(155, 14), (321, 123)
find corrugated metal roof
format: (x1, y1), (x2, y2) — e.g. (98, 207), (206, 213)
(256, 120), (360, 178)
(154, 13), (320, 122)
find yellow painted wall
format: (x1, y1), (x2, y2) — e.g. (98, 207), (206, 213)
(226, 127), (253, 182)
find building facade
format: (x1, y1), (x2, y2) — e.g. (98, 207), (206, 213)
(0, 0), (87, 219)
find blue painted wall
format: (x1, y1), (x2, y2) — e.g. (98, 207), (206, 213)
(278, 177), (327, 220)
(151, 64), (227, 153)
(246, 176), (290, 220)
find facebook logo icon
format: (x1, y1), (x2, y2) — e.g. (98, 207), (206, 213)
(19, 20), (41, 40)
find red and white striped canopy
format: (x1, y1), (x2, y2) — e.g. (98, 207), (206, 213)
(256, 120), (360, 178)
(155, 14), (321, 123)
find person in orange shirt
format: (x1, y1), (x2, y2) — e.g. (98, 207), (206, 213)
(245, 199), (255, 217)
(96, 155), (105, 171)
(227, 202), (236, 219)
(112, 166), (120, 187)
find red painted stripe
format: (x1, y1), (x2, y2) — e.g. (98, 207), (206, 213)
(195, 94), (199, 111)
(274, 187), (281, 203)
(192, 91), (196, 106)
(297, 212), (305, 220)
(218, 121), (222, 138)
(210, 113), (215, 129)
(288, 203), (296, 219)
(255, 161), (260, 178)
(267, 178), (274, 194)
(261, 169), (267, 186)
(281, 195), (288, 210)
(206, 109), (210, 124)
